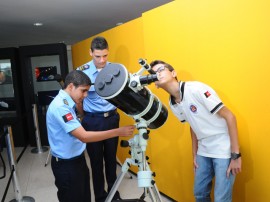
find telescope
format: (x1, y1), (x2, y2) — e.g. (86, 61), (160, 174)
(94, 59), (168, 129)
(95, 59), (167, 202)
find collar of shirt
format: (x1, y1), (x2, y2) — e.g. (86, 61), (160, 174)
(170, 81), (185, 105)
(89, 60), (111, 77)
(88, 60), (98, 76)
(87, 61), (110, 91)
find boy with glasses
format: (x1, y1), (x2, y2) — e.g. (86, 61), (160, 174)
(150, 60), (241, 202)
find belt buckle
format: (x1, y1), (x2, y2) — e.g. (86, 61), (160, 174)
(104, 112), (109, 117)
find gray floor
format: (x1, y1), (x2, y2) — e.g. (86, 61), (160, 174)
(0, 146), (173, 202)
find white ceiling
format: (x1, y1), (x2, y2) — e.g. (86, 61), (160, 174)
(0, 0), (172, 48)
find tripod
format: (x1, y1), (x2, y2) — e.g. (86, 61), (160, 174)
(106, 120), (163, 202)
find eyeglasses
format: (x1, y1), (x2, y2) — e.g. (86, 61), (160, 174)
(155, 65), (166, 73)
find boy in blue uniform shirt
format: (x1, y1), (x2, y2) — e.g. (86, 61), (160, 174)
(46, 70), (135, 202)
(76, 36), (121, 201)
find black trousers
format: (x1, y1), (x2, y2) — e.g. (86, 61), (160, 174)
(51, 154), (91, 202)
(82, 112), (120, 202)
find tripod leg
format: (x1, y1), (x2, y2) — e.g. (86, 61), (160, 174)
(117, 156), (132, 179)
(143, 162), (163, 202)
(153, 183), (163, 202)
(148, 184), (163, 202)
(105, 170), (126, 202)
(106, 158), (133, 202)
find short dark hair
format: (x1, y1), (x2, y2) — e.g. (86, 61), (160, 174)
(150, 60), (175, 72)
(64, 70), (91, 89)
(91, 36), (109, 52)
(150, 60), (178, 81)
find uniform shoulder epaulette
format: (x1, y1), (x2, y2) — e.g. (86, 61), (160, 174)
(77, 64), (90, 71)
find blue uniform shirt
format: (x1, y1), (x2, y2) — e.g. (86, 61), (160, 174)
(46, 89), (85, 159)
(77, 60), (116, 113)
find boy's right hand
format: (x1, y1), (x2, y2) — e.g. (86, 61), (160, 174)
(118, 125), (135, 136)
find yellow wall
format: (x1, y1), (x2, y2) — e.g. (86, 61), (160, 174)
(72, 0), (270, 201)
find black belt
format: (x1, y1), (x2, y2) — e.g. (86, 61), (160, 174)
(52, 153), (84, 162)
(84, 109), (117, 118)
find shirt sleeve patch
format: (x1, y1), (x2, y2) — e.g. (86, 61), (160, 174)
(62, 113), (74, 122)
(204, 91), (211, 98)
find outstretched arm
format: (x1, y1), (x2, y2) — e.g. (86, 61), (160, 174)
(71, 125), (135, 143)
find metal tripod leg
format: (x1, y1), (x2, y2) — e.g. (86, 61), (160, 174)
(138, 164), (162, 202)
(106, 171), (126, 202)
(5, 126), (35, 202)
(106, 158), (133, 202)
(144, 163), (163, 202)
(116, 156), (132, 179)
(147, 184), (162, 202)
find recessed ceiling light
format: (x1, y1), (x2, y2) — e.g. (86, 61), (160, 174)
(33, 22), (43, 26)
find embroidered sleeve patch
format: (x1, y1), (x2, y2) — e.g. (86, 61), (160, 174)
(204, 91), (211, 98)
(62, 113), (74, 122)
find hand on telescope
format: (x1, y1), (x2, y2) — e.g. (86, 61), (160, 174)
(117, 125), (135, 137)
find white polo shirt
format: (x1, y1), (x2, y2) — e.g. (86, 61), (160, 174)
(170, 81), (231, 158)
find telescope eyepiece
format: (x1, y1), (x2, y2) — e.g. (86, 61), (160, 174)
(139, 74), (158, 85)
(139, 58), (156, 74)
(139, 58), (151, 70)
(138, 58), (146, 65)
